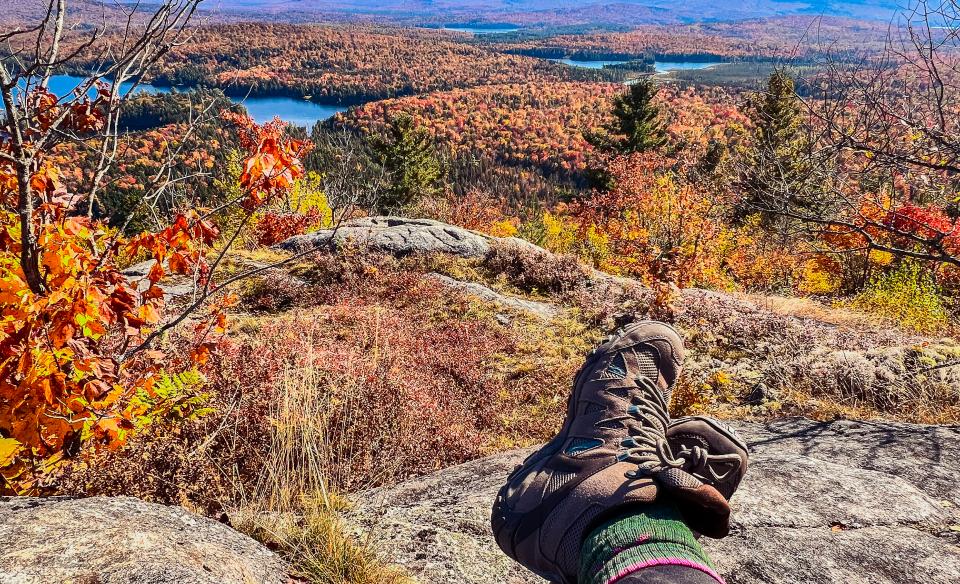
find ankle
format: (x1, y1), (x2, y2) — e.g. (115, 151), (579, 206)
(579, 502), (725, 584)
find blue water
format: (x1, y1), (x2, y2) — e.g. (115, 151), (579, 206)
(442, 25), (519, 35)
(43, 74), (166, 98)
(234, 97), (346, 128)
(38, 75), (347, 127)
(549, 58), (722, 72)
(550, 58), (631, 69)
(654, 61), (720, 73)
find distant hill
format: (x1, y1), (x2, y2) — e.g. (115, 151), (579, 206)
(207, 0), (902, 25)
(0, 0), (903, 29)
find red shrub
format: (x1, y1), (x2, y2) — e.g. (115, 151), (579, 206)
(255, 209), (322, 246)
(59, 266), (521, 506)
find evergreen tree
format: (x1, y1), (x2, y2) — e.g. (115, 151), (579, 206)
(737, 71), (817, 224)
(588, 78), (668, 155)
(371, 113), (441, 213)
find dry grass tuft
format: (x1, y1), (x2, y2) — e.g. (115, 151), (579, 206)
(747, 294), (887, 329)
(231, 357), (413, 584)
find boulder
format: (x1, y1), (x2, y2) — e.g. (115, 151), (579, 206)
(0, 496), (288, 584)
(348, 417), (960, 584)
(280, 217), (494, 259)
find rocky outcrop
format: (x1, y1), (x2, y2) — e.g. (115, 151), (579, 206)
(279, 216), (625, 288)
(348, 418), (960, 584)
(281, 217), (498, 259)
(279, 217), (960, 416)
(427, 273), (558, 320)
(0, 496), (288, 584)
(122, 259), (197, 300)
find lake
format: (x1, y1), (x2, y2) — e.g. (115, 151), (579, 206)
(39, 75), (348, 127)
(441, 25), (519, 35)
(229, 97), (346, 128)
(654, 61), (720, 73)
(549, 58), (631, 69)
(550, 58), (723, 73)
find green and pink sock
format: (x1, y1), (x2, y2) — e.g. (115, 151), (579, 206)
(579, 502), (725, 584)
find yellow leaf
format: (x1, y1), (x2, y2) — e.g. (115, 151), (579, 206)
(0, 438), (22, 467)
(138, 304), (161, 325)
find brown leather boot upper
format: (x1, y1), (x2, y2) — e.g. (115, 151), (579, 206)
(492, 321), (728, 583)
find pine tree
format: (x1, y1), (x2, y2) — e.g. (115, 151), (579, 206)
(589, 78), (668, 155)
(371, 113), (441, 213)
(737, 70), (816, 224)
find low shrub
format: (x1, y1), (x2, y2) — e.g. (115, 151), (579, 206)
(848, 261), (950, 333)
(517, 210), (579, 255)
(483, 241), (589, 295)
(240, 270), (313, 313)
(255, 210), (324, 246)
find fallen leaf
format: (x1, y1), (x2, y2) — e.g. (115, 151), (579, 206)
(0, 438), (22, 467)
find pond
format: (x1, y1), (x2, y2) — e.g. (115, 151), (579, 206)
(37, 75), (348, 128)
(549, 58), (631, 69)
(654, 61), (720, 73)
(441, 25), (520, 35)
(549, 58), (723, 73)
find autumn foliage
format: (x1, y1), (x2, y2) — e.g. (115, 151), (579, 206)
(570, 153), (727, 286)
(884, 204), (960, 253)
(66, 24), (613, 105)
(0, 86), (308, 492)
(255, 210), (324, 246)
(227, 112), (312, 209)
(496, 16), (890, 61)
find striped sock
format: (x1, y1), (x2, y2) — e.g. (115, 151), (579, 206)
(578, 502), (725, 584)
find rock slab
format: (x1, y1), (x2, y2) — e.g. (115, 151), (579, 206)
(349, 418), (960, 584)
(280, 217), (494, 259)
(0, 496), (288, 584)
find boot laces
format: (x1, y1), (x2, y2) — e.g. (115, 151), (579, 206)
(600, 376), (686, 479)
(674, 443), (741, 482)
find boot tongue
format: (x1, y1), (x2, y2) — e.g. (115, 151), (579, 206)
(627, 346), (672, 403)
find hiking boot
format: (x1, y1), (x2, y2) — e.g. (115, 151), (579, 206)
(491, 321), (729, 583)
(667, 416), (749, 501)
